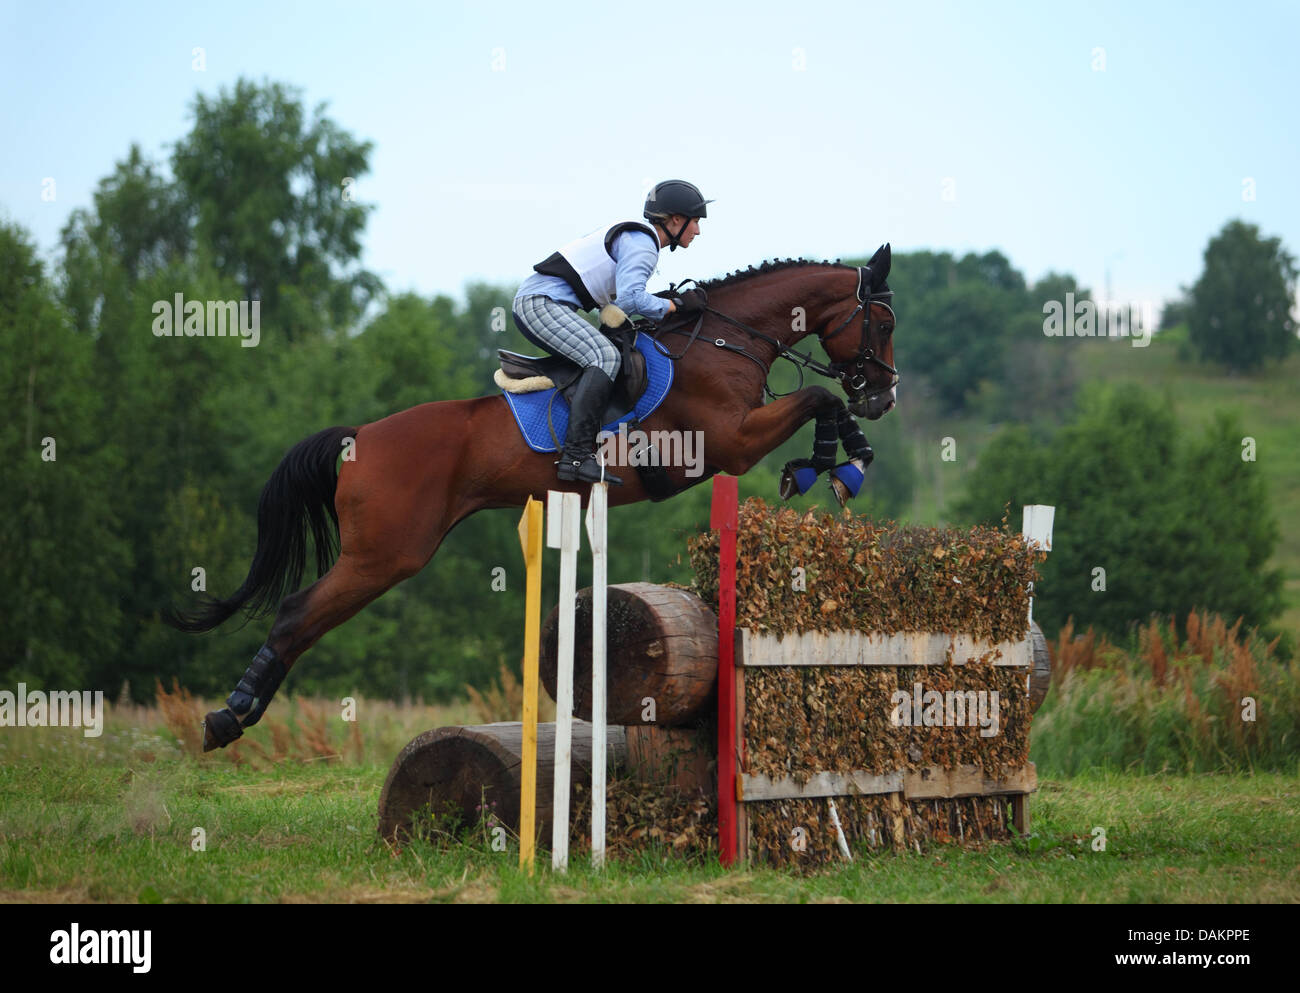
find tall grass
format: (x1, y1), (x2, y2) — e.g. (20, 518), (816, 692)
(1031, 610), (1300, 775)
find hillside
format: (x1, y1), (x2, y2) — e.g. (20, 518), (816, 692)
(895, 327), (1300, 638)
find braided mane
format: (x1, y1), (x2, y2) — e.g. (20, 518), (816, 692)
(697, 258), (848, 292)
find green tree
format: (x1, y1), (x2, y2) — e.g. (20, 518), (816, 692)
(905, 280), (1017, 413)
(171, 77), (381, 342)
(0, 220), (130, 687)
(1188, 220), (1297, 371)
(953, 386), (1283, 639)
(860, 250), (1073, 418)
(61, 144), (191, 297)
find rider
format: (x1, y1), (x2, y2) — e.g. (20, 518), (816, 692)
(512, 179), (712, 485)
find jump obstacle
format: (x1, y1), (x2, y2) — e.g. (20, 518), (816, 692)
(377, 476), (1054, 868)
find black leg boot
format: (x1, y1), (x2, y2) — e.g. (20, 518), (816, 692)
(556, 366), (623, 485)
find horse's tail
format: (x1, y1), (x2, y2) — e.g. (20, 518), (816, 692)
(164, 425), (357, 633)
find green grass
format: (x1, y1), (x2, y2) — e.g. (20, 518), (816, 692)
(2, 719), (1297, 903)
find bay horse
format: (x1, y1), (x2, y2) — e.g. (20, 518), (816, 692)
(169, 246), (899, 749)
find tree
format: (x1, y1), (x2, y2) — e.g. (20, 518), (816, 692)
(854, 250), (1073, 417)
(0, 221), (130, 687)
(953, 385), (1283, 639)
(171, 77), (381, 342)
(904, 280), (1017, 413)
(1188, 220), (1297, 371)
(61, 144), (191, 294)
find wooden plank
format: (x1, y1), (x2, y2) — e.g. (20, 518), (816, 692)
(737, 763), (1037, 803)
(737, 628), (1031, 668)
(888, 793), (905, 851)
(903, 763), (1038, 799)
(739, 770), (904, 801)
(735, 664), (749, 864)
(1012, 794), (1030, 834)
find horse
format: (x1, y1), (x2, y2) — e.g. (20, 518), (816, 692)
(168, 246), (899, 750)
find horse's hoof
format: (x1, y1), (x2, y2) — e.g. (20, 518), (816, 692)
(202, 708), (243, 751)
(779, 460), (819, 500)
(828, 459), (867, 508)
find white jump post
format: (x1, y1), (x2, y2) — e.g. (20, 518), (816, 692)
(1022, 504), (1054, 706)
(545, 485), (609, 872)
(1020, 505), (1055, 628)
(546, 490), (581, 872)
(585, 482), (608, 869)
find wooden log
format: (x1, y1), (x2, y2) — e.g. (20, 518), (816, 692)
(377, 721), (624, 845)
(623, 724), (715, 793)
(539, 583), (717, 727)
(1029, 621), (1051, 713)
(377, 721), (713, 845)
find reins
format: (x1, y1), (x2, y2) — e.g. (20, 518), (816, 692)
(646, 272), (898, 402)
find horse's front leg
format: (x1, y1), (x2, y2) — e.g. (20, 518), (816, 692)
(711, 385), (844, 477)
(825, 406), (875, 507)
(776, 402), (851, 499)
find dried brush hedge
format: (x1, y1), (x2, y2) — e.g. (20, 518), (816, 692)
(688, 498), (1042, 867)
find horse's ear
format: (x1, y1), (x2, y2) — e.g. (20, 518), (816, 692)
(869, 243), (892, 288)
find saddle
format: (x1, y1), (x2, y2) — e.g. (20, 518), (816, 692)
(494, 306), (651, 426)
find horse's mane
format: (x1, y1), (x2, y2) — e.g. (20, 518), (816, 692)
(697, 257), (848, 292)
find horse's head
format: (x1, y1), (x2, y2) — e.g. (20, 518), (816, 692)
(821, 244), (898, 419)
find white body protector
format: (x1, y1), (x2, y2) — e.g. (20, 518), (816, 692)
(532, 219), (660, 311)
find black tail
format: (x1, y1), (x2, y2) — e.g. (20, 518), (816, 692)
(164, 425), (357, 633)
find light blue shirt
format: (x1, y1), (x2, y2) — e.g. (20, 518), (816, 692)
(515, 230), (672, 321)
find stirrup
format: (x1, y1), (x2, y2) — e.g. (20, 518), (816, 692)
(555, 453), (623, 486)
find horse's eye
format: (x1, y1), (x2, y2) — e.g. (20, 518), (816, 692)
(881, 323), (894, 334)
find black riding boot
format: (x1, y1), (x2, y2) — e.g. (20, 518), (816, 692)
(556, 366), (623, 485)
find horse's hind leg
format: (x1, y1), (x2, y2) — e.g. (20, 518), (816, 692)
(201, 552), (419, 750)
(202, 498), (468, 751)
(201, 397), (507, 750)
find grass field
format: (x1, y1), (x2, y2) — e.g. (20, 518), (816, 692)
(2, 698), (1296, 903)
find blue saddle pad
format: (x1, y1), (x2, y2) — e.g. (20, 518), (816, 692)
(501, 332), (675, 453)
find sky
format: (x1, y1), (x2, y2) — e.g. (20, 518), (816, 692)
(2, 0), (1298, 315)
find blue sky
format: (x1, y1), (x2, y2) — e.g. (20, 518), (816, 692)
(2, 0), (1297, 313)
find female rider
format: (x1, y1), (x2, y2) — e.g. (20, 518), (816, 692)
(512, 179), (712, 485)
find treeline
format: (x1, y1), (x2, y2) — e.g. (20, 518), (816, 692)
(0, 79), (917, 702)
(1, 78), (1287, 702)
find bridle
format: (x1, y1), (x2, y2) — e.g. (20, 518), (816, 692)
(821, 265), (900, 406)
(651, 265), (900, 404)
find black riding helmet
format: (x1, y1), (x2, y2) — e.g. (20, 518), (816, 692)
(644, 179), (713, 252)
